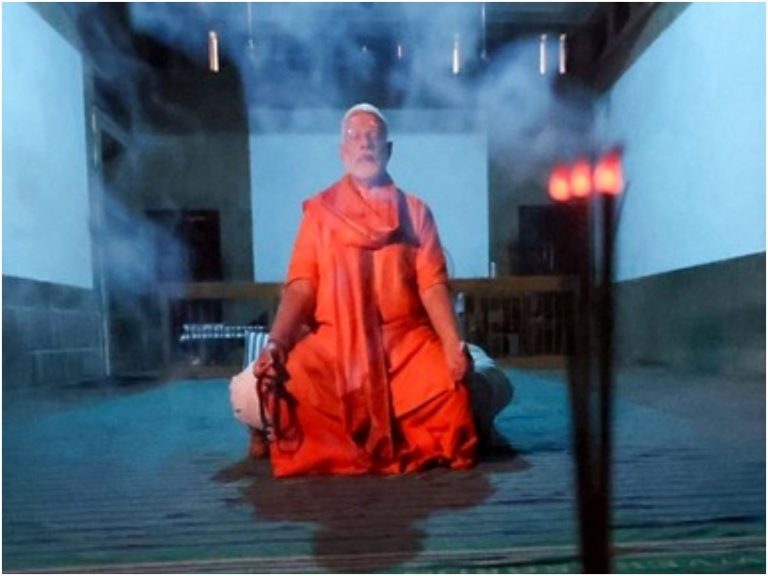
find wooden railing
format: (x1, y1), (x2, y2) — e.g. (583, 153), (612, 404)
(451, 277), (579, 368)
(159, 276), (579, 375)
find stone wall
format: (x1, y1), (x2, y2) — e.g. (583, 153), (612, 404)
(3, 276), (105, 391)
(614, 252), (765, 376)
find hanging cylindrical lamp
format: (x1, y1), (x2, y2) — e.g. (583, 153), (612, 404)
(452, 34), (461, 75)
(246, 3), (255, 51)
(480, 3), (488, 61)
(208, 30), (220, 73)
(559, 34), (567, 75)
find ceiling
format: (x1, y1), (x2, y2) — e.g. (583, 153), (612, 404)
(131, 3), (602, 53)
(52, 2), (611, 129)
(67, 2), (602, 68)
(222, 2), (601, 27)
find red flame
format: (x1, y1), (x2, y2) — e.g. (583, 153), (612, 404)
(570, 159), (593, 198)
(594, 149), (624, 195)
(548, 164), (571, 202)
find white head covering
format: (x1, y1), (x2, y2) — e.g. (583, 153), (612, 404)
(341, 103), (389, 137)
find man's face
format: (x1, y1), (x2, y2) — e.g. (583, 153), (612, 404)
(340, 112), (391, 185)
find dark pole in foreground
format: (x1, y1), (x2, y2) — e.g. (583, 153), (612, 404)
(584, 193), (617, 573)
(569, 194), (612, 574)
(554, 150), (622, 573)
(566, 196), (600, 571)
(597, 194), (616, 572)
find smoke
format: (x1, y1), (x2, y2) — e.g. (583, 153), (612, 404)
(17, 2), (605, 298)
(99, 193), (185, 297)
(124, 3), (601, 184)
(6, 1), (614, 382)
(477, 42), (599, 183)
(48, 2), (607, 189)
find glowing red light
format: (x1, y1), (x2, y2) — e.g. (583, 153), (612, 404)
(594, 149), (624, 195)
(548, 165), (571, 202)
(570, 159), (593, 198)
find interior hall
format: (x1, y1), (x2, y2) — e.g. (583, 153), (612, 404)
(3, 2), (765, 572)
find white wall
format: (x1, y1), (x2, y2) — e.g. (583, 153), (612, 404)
(250, 110), (488, 281)
(3, 3), (92, 288)
(600, 3), (766, 281)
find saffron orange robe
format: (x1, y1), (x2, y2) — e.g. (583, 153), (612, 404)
(270, 175), (478, 477)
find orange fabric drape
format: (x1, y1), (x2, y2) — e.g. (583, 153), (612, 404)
(270, 175), (478, 476)
(310, 176), (401, 461)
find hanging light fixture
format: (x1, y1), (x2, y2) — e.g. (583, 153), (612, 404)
(246, 3), (255, 51)
(559, 34), (567, 75)
(480, 3), (488, 61)
(539, 34), (548, 75)
(452, 34), (461, 75)
(208, 30), (219, 72)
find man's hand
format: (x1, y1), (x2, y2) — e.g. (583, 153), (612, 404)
(421, 283), (471, 383)
(445, 341), (471, 383)
(253, 340), (287, 382)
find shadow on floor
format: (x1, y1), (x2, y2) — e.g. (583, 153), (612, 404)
(214, 455), (530, 572)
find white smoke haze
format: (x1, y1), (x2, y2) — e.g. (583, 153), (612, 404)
(63, 2), (607, 292)
(100, 195), (173, 294)
(123, 2), (601, 185)
(477, 43), (598, 184)
(0, 2), (611, 377)
(93, 129), (190, 297)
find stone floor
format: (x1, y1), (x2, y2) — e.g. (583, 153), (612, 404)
(3, 366), (765, 572)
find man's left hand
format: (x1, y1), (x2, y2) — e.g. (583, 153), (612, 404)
(445, 341), (471, 383)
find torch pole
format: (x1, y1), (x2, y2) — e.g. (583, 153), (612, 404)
(589, 193), (617, 573)
(566, 197), (593, 573)
(552, 149), (622, 573)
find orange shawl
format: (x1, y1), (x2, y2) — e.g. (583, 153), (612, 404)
(304, 174), (402, 461)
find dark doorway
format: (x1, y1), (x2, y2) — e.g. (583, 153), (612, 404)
(146, 209), (224, 363)
(518, 204), (588, 275)
(145, 210), (223, 282)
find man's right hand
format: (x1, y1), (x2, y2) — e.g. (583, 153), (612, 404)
(253, 340), (288, 381)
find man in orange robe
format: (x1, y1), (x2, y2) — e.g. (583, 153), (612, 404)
(234, 103), (478, 477)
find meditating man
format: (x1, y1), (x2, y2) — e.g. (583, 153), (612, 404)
(230, 103), (478, 477)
